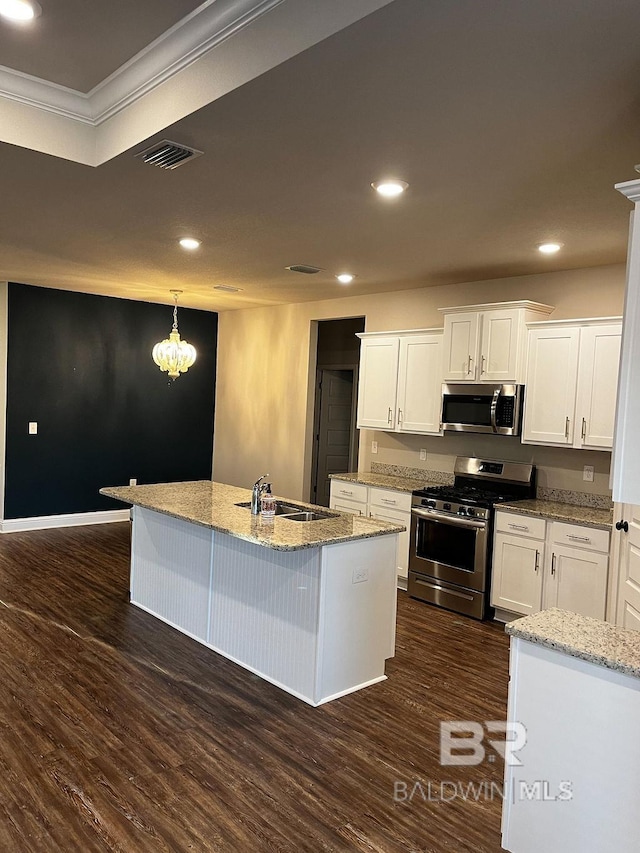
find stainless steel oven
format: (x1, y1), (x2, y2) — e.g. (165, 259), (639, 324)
(409, 500), (490, 619)
(408, 457), (536, 620)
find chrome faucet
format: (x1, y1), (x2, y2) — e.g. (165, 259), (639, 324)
(251, 474), (269, 515)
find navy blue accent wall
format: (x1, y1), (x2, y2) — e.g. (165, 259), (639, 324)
(4, 283), (217, 519)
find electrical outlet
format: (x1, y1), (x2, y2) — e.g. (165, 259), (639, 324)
(371, 441), (378, 454)
(129, 478), (137, 486)
(352, 567), (369, 584)
(28, 422), (37, 435)
(419, 448), (427, 461)
(583, 466), (594, 483)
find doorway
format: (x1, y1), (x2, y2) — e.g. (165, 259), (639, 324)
(310, 317), (365, 506)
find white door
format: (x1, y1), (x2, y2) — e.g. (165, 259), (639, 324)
(615, 505), (640, 630)
(396, 333), (443, 434)
(544, 545), (608, 620)
(480, 308), (520, 382)
(356, 336), (399, 429)
(491, 532), (544, 616)
(575, 324), (622, 450)
(522, 326), (580, 445)
(442, 312), (479, 381)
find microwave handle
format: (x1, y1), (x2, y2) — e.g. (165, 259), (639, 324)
(490, 387), (501, 434)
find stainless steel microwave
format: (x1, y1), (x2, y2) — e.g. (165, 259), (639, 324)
(441, 384), (524, 436)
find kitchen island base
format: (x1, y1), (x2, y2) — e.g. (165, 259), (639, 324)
(130, 506), (398, 706)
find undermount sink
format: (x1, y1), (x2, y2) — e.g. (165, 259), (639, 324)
(281, 510), (335, 522)
(234, 501), (338, 521)
(235, 500), (305, 515)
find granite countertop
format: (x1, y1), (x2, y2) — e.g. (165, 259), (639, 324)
(100, 481), (404, 552)
(329, 471), (434, 493)
(497, 499), (613, 530)
(506, 608), (640, 679)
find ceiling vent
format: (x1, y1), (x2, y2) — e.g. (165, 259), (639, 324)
(136, 140), (203, 170)
(286, 264), (323, 274)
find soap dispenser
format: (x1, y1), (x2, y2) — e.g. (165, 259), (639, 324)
(260, 483), (276, 519)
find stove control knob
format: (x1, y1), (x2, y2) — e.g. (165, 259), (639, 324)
(443, 503), (451, 512)
(458, 506), (467, 516)
(466, 507), (476, 517)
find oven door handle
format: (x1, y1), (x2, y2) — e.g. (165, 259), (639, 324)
(490, 387), (501, 434)
(411, 507), (486, 529)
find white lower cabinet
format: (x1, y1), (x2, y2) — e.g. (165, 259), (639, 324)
(491, 510), (610, 620)
(330, 480), (411, 585)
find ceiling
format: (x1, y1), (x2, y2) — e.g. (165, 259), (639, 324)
(1, 0), (640, 312)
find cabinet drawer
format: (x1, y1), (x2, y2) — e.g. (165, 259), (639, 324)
(549, 521), (610, 554)
(368, 487), (412, 512)
(495, 512), (546, 540)
(330, 497), (366, 516)
(330, 480), (368, 504)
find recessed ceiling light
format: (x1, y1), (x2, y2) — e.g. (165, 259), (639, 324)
(371, 179), (409, 198)
(336, 273), (355, 284)
(0, 0), (41, 21)
(179, 237), (201, 250)
(537, 242), (563, 254)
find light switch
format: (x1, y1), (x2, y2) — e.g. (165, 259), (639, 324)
(28, 422), (37, 435)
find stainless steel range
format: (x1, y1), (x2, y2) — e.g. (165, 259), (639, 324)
(408, 457), (536, 620)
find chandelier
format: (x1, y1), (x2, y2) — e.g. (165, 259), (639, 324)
(152, 290), (197, 379)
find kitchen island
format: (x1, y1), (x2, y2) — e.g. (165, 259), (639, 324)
(100, 481), (404, 706)
(501, 608), (640, 853)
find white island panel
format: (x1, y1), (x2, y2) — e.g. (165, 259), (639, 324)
(208, 533), (322, 703)
(316, 535), (397, 703)
(131, 507), (213, 643)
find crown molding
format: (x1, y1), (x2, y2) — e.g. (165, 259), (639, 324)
(0, 65), (92, 123)
(0, 0), (395, 165)
(89, 0), (285, 124)
(0, 0), (284, 126)
(616, 179), (640, 204)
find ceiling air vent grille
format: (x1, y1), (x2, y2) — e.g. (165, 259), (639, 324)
(286, 264), (323, 274)
(136, 140), (203, 170)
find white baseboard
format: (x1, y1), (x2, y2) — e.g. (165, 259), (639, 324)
(0, 509), (131, 533)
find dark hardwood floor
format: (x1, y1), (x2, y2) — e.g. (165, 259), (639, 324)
(0, 523), (510, 852)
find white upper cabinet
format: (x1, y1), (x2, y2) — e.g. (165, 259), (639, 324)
(440, 301), (554, 383)
(522, 319), (622, 450)
(396, 333), (443, 434)
(355, 335), (399, 430)
(441, 311), (480, 381)
(356, 330), (443, 435)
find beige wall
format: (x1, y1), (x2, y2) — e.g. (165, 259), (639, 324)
(0, 282), (7, 520)
(213, 264), (625, 500)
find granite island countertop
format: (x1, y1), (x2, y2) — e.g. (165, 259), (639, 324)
(497, 498), (613, 530)
(100, 480), (404, 552)
(506, 608), (640, 679)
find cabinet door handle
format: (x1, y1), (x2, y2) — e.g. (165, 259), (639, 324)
(534, 550), (540, 572)
(581, 418), (587, 440)
(567, 534), (591, 543)
(381, 498), (397, 505)
(565, 417), (570, 439)
(616, 520), (629, 533)
(467, 354), (473, 375)
(481, 355), (486, 374)
(398, 408), (403, 424)
(388, 407), (393, 425)
(508, 523), (529, 531)
(551, 553), (556, 576)
(340, 489), (353, 496)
